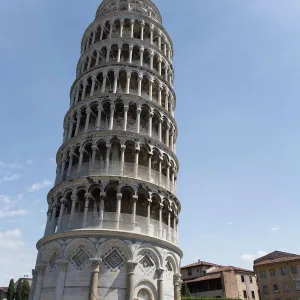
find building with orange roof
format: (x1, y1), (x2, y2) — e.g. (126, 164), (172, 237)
(254, 250), (300, 300)
(181, 260), (259, 299)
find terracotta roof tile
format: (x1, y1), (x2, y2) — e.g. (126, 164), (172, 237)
(185, 274), (221, 283)
(254, 251), (300, 266)
(181, 261), (222, 269)
(0, 287), (8, 292)
(208, 266), (254, 274)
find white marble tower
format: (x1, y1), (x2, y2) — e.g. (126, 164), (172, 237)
(30, 0), (182, 299)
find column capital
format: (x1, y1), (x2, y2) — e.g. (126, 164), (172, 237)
(36, 263), (46, 275)
(84, 192), (93, 199)
(100, 192), (107, 200)
(106, 143), (112, 150)
(141, 20), (145, 27)
(79, 147), (85, 154)
(129, 44), (134, 50)
(150, 23), (155, 30)
(150, 50), (154, 57)
(60, 198), (68, 205)
(132, 195), (138, 202)
(76, 112), (82, 119)
(32, 268), (38, 278)
(117, 193), (122, 200)
(173, 273), (182, 286)
(140, 45), (144, 52)
(130, 19), (135, 25)
(56, 259), (69, 272)
(126, 72), (131, 79)
(138, 73), (143, 80)
(71, 193), (77, 201)
(137, 105), (142, 113)
(121, 144), (127, 152)
(97, 104), (102, 111)
(120, 19), (125, 25)
(92, 145), (98, 151)
(156, 268), (165, 280)
(127, 261), (138, 273)
(124, 105), (129, 112)
(90, 258), (102, 271)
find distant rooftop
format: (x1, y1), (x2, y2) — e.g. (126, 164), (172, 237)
(254, 250), (300, 266)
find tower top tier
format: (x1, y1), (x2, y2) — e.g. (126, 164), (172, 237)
(96, 0), (162, 24)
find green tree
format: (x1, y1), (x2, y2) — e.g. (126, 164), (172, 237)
(7, 279), (14, 300)
(21, 280), (30, 300)
(15, 280), (22, 300)
(181, 281), (191, 297)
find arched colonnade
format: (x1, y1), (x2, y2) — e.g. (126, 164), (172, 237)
(71, 68), (175, 116)
(64, 100), (177, 151)
(77, 41), (174, 85)
(56, 138), (178, 194)
(45, 183), (180, 245)
(82, 17), (172, 61)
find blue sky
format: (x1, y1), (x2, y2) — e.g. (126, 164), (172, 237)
(0, 0), (300, 286)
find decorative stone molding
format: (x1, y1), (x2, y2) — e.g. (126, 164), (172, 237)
(56, 259), (69, 272)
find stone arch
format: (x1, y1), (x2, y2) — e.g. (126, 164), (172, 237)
(133, 244), (163, 269)
(97, 238), (133, 261)
(43, 241), (63, 264)
(164, 252), (179, 274)
(64, 238), (96, 261)
(135, 283), (156, 300)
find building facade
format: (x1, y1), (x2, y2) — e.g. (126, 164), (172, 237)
(30, 0), (182, 299)
(254, 251), (300, 300)
(182, 261), (259, 299)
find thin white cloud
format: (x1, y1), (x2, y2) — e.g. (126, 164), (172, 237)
(0, 228), (24, 250)
(0, 209), (27, 218)
(28, 180), (53, 192)
(26, 160), (33, 165)
(0, 195), (10, 204)
(49, 157), (56, 164)
(0, 161), (22, 169)
(0, 173), (20, 184)
(271, 226), (280, 231)
(241, 251), (267, 263)
(227, 221), (233, 225)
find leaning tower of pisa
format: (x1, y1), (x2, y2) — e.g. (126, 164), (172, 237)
(30, 1), (182, 299)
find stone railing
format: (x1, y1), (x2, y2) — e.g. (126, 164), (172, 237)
(51, 212), (178, 245)
(56, 161), (176, 194)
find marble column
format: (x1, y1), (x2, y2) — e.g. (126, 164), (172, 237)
(116, 193), (122, 230)
(28, 269), (38, 300)
(173, 274), (182, 300)
(55, 260), (69, 300)
(126, 261), (138, 300)
(51, 203), (58, 234)
(88, 259), (102, 300)
(83, 193), (91, 227)
(85, 108), (91, 133)
(140, 47), (144, 67)
(157, 268), (165, 300)
(99, 193), (106, 228)
(129, 45), (133, 64)
(109, 105), (115, 130)
(159, 204), (163, 238)
(121, 145), (126, 175)
(132, 195), (138, 230)
(136, 106), (141, 133)
(148, 111), (153, 137)
(96, 105), (102, 130)
(33, 264), (46, 300)
(43, 208), (52, 237)
(130, 20), (134, 38)
(126, 73), (131, 94)
(124, 105), (129, 131)
(57, 198), (67, 233)
(68, 193), (77, 229)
